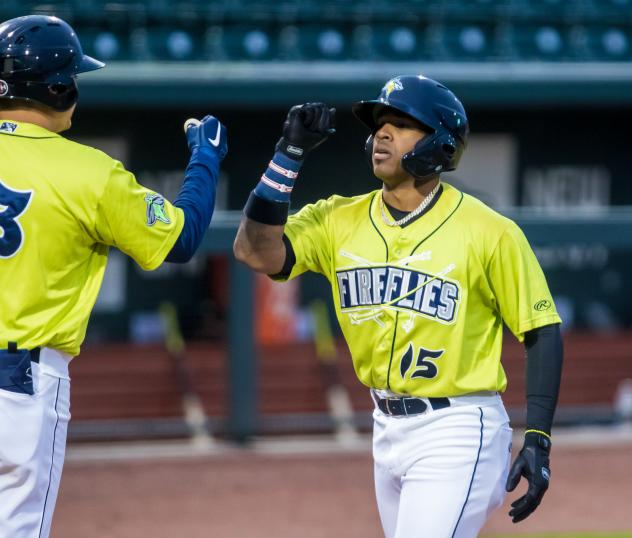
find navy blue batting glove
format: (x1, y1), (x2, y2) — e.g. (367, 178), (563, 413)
(505, 431), (551, 523)
(275, 102), (335, 161)
(184, 115), (228, 164)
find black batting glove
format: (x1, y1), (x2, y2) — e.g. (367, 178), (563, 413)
(275, 102), (336, 161)
(505, 431), (551, 523)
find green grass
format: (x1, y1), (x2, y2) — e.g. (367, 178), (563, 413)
(486, 534), (632, 538)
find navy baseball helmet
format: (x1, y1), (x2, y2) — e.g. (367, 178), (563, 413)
(352, 75), (469, 179)
(0, 15), (104, 111)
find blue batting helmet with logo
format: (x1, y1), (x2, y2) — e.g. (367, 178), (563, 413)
(352, 75), (469, 179)
(0, 15), (104, 111)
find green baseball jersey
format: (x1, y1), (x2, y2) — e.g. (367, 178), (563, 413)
(281, 182), (561, 397)
(0, 120), (184, 356)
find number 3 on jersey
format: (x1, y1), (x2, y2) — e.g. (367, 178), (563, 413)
(400, 343), (444, 380)
(0, 181), (33, 258)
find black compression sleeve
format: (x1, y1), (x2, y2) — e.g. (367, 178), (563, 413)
(524, 323), (564, 435)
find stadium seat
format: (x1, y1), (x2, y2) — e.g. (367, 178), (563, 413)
(441, 23), (497, 60)
(136, 26), (204, 61)
(203, 25), (229, 61)
(277, 25), (303, 60)
(360, 24), (426, 61)
(599, 27), (631, 59)
(6, 0), (631, 65)
(576, 25), (632, 60)
(294, 25), (350, 60)
(80, 28), (131, 62)
(221, 25), (277, 61)
(512, 24), (570, 60)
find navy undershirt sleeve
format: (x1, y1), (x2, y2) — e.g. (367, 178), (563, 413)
(524, 323), (564, 434)
(165, 160), (218, 263)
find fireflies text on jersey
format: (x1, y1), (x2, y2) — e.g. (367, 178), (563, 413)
(336, 266), (460, 322)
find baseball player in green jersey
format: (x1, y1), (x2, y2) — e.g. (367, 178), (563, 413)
(234, 75), (563, 537)
(0, 15), (227, 537)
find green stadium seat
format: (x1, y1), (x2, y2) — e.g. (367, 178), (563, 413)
(131, 26), (203, 61)
(357, 24), (426, 61)
(441, 23), (497, 60)
(293, 25), (350, 60)
(576, 25), (632, 60)
(80, 28), (131, 61)
(277, 25), (302, 60)
(221, 25), (277, 61)
(202, 25), (229, 61)
(512, 24), (570, 60)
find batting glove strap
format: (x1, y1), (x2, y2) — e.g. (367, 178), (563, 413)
(505, 432), (551, 523)
(254, 151), (302, 204)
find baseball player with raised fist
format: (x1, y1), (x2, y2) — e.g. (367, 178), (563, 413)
(234, 75), (563, 537)
(0, 15), (227, 537)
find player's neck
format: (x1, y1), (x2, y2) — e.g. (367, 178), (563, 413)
(0, 107), (72, 133)
(381, 176), (441, 212)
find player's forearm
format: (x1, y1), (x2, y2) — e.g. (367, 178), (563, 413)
(166, 115), (227, 263)
(524, 323), (564, 435)
(233, 217), (286, 274)
(166, 161), (218, 263)
(234, 103), (334, 274)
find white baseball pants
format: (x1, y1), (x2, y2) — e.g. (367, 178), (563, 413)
(373, 393), (512, 538)
(0, 348), (72, 538)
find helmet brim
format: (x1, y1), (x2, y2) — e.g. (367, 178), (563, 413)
(77, 54), (105, 74)
(351, 100), (385, 131)
(352, 99), (434, 134)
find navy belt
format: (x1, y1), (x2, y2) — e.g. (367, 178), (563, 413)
(377, 396), (451, 416)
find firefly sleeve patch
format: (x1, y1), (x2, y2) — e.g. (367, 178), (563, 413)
(144, 193), (171, 226)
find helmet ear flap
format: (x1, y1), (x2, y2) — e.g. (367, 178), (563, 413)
(48, 77), (78, 110)
(401, 130), (461, 179)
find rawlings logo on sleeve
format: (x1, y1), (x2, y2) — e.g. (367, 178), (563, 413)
(144, 193), (171, 226)
(534, 300), (551, 311)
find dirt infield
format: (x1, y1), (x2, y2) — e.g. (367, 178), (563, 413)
(51, 438), (632, 538)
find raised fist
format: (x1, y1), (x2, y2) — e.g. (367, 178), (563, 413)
(184, 115), (228, 163)
(275, 102), (335, 161)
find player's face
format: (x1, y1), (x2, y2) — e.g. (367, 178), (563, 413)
(372, 112), (427, 185)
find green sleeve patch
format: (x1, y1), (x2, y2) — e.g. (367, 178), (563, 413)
(144, 193), (171, 226)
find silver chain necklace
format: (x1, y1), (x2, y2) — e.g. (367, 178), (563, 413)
(380, 183), (441, 227)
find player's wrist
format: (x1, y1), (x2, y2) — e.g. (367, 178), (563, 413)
(523, 430), (552, 452)
(275, 137), (307, 162)
(188, 147), (221, 175)
(253, 150), (302, 204)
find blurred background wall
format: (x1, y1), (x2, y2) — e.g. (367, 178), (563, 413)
(4, 0), (632, 442)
